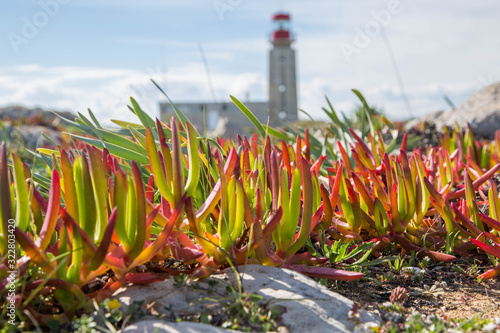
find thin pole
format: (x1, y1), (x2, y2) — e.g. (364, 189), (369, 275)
(198, 42), (218, 103)
(381, 27), (413, 118)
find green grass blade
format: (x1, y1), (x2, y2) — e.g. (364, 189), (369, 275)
(130, 97), (156, 129)
(230, 95), (266, 139)
(66, 133), (149, 164)
(12, 154), (30, 232)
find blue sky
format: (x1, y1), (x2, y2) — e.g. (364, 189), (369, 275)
(1, 0), (500, 124)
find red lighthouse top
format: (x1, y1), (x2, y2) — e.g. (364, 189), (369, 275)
(272, 12), (292, 42)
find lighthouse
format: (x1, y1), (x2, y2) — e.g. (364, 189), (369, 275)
(268, 13), (298, 125)
(160, 12), (299, 134)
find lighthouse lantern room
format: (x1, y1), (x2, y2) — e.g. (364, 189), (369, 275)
(272, 13), (292, 42)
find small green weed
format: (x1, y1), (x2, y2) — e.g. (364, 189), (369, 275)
(174, 273), (189, 288)
(387, 255), (406, 275)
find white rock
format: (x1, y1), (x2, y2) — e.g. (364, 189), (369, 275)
(113, 265), (380, 333)
(121, 320), (236, 333)
(401, 267), (422, 276)
(407, 82), (500, 139)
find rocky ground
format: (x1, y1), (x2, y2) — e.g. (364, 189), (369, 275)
(108, 265), (379, 333)
(0, 105), (74, 150)
(405, 82), (500, 140)
(329, 256), (500, 320)
(77, 259), (500, 333)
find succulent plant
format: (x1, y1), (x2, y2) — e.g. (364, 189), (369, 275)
(3, 93), (500, 328)
(390, 286), (409, 304)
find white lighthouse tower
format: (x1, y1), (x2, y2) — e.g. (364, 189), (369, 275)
(268, 12), (298, 126)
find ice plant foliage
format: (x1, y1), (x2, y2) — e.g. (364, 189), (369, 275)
(2, 95), (500, 325)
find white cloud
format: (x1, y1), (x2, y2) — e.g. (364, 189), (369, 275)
(0, 60), (489, 127)
(0, 65), (144, 124)
(0, 64), (267, 126)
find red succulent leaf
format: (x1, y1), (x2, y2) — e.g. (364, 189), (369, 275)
(36, 170), (61, 251)
(393, 234), (455, 262)
(401, 133), (407, 151)
(1, 143), (13, 253)
(262, 207), (283, 240)
(281, 140), (292, 175)
(129, 194), (186, 267)
(319, 184), (333, 229)
(479, 213), (500, 232)
(311, 155), (326, 175)
(337, 142), (351, 173)
(349, 128), (376, 166)
(146, 175), (155, 203)
(122, 272), (166, 285)
(15, 227), (57, 275)
(88, 208), (118, 271)
(284, 264), (363, 281)
(470, 238), (500, 259)
(304, 129), (311, 162)
(477, 265), (500, 280)
(446, 163), (500, 200)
